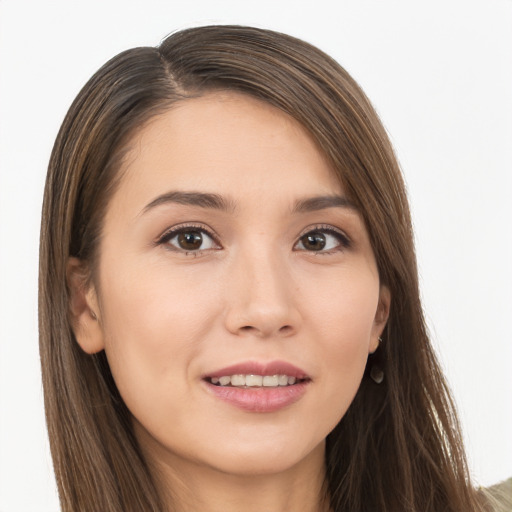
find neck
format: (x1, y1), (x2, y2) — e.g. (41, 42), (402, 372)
(146, 441), (329, 512)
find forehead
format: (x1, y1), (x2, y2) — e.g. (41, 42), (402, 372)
(113, 92), (344, 213)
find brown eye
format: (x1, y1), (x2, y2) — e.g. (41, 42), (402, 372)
(300, 232), (326, 251)
(160, 227), (219, 253)
(177, 231), (203, 250)
(294, 228), (350, 253)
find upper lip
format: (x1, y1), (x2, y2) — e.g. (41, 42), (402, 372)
(203, 360), (309, 380)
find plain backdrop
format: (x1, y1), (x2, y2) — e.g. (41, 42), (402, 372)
(1, 1), (511, 510)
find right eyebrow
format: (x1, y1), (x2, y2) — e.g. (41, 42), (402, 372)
(140, 191), (236, 215)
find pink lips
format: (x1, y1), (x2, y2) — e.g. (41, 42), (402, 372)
(202, 360), (310, 413)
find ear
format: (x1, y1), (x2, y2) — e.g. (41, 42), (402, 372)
(369, 285), (391, 354)
(67, 257), (105, 354)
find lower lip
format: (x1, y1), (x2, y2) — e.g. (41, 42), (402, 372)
(204, 380), (309, 413)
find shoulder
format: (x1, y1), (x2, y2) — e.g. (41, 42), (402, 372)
(481, 477), (512, 512)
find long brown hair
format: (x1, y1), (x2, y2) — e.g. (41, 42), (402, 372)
(39, 25), (486, 511)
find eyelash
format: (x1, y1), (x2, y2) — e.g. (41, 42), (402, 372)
(155, 223), (351, 255)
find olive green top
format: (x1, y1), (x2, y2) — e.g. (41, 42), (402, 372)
(483, 478), (512, 512)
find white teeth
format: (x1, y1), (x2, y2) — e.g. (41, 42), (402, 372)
(219, 376), (231, 386)
(209, 374), (302, 388)
(278, 374), (289, 386)
(262, 375), (278, 387)
(246, 374), (263, 386)
(231, 374), (245, 386)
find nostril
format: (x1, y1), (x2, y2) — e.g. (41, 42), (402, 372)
(278, 325), (293, 335)
(237, 324), (294, 337)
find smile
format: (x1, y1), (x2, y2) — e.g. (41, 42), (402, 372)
(208, 374), (304, 387)
(203, 361), (311, 412)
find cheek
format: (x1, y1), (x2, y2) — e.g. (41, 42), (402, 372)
(96, 258), (222, 418)
(301, 269), (379, 413)
(303, 266), (379, 348)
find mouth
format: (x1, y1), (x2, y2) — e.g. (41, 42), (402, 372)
(202, 361), (311, 412)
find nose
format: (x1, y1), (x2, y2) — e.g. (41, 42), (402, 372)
(223, 247), (300, 339)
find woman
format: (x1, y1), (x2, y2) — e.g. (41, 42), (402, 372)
(39, 25), (493, 511)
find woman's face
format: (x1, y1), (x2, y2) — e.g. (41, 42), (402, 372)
(71, 92), (389, 477)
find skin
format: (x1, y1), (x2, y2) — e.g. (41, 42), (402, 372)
(68, 92), (390, 512)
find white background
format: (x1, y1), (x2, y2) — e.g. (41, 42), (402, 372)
(1, 1), (511, 510)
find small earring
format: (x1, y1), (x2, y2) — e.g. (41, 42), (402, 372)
(370, 365), (384, 384)
(370, 336), (384, 384)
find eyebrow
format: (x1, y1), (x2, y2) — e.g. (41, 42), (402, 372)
(142, 191), (236, 215)
(141, 191), (357, 215)
(292, 194), (357, 213)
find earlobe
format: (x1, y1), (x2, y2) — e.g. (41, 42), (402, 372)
(369, 285), (391, 354)
(67, 257), (105, 354)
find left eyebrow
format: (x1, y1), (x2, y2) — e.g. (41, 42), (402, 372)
(292, 195), (358, 213)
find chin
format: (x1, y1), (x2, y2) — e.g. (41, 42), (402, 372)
(198, 436), (326, 477)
